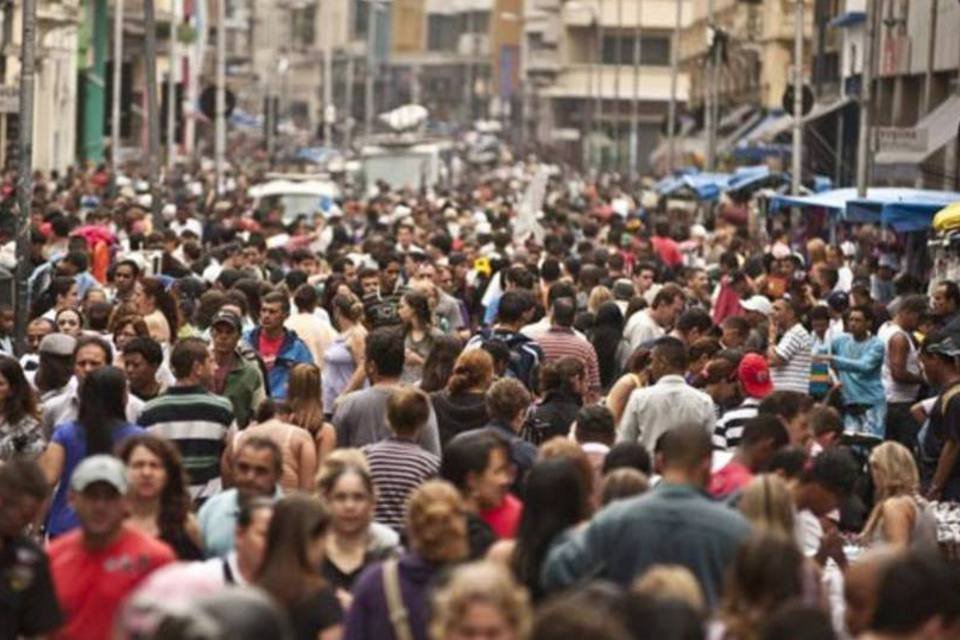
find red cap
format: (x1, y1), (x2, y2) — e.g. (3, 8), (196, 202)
(738, 353), (773, 399)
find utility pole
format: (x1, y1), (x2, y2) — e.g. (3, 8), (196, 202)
(322, 0), (334, 145)
(922, 0), (937, 116)
(595, 18), (603, 170)
(345, 53), (355, 148)
(856, 0), (875, 197)
(463, 9), (475, 125)
(111, 0), (123, 176)
(143, 0), (163, 229)
(215, 0), (226, 194)
(629, 0), (642, 179)
(365, 0), (378, 138)
(613, 0), (622, 172)
(791, 0), (803, 195)
(15, 0), (36, 349)
(667, 0), (682, 173)
(167, 0), (180, 171)
(705, 0), (716, 171)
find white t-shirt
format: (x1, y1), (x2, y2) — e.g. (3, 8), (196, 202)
(771, 323), (813, 394)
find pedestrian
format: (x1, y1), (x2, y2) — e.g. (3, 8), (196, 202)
(0, 355), (43, 462)
(430, 562), (532, 640)
(245, 291), (314, 400)
(430, 348), (494, 448)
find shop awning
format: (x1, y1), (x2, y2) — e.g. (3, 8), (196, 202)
(655, 171), (731, 201)
(830, 11), (866, 28)
(875, 94), (960, 165)
(770, 187), (960, 231)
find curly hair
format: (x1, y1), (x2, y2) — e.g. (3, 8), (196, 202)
(430, 561), (532, 640)
(118, 434), (193, 545)
(405, 480), (469, 565)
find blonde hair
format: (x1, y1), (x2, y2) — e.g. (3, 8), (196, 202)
(861, 441), (921, 540)
(738, 474), (796, 541)
(406, 480), (469, 564)
(430, 562), (532, 640)
(287, 363), (326, 435)
(587, 286), (613, 314)
(632, 565), (705, 614)
(315, 448), (369, 495)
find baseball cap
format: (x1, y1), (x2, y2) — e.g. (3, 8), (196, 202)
(211, 309), (243, 332)
(738, 353), (774, 399)
(922, 333), (960, 358)
(39, 333), (76, 357)
(70, 454), (128, 493)
(739, 295), (773, 316)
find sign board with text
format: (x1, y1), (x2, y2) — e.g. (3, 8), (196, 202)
(875, 127), (928, 154)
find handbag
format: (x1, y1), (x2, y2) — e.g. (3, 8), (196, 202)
(383, 558), (415, 640)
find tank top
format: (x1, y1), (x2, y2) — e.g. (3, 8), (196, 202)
(322, 333), (357, 414)
(878, 321), (921, 403)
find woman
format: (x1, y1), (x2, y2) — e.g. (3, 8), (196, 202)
(495, 458), (590, 602)
(431, 349), (494, 448)
(323, 294), (367, 415)
(712, 535), (809, 640)
(255, 494), (343, 640)
(429, 562), (532, 640)
(317, 456), (401, 606)
(39, 366), (143, 537)
(35, 276), (78, 320)
(398, 290), (443, 384)
(55, 307), (84, 338)
(226, 400), (318, 492)
(119, 434), (203, 560)
(419, 335), (463, 392)
(532, 358), (586, 442)
(861, 441), (937, 549)
(738, 474), (796, 541)
(589, 301), (624, 391)
(135, 277), (180, 344)
(287, 363), (337, 462)
(0, 355), (44, 461)
(344, 481), (470, 640)
(605, 347), (652, 427)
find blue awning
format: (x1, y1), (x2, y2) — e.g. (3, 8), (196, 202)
(655, 171), (731, 201)
(830, 11), (866, 28)
(724, 165), (786, 193)
(770, 188), (960, 231)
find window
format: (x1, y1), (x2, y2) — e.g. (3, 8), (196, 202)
(428, 14), (458, 51)
(600, 34), (670, 66)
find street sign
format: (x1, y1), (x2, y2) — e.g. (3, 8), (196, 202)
(0, 86), (19, 114)
(875, 127), (928, 154)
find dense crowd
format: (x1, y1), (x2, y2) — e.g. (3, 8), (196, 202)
(0, 161), (959, 640)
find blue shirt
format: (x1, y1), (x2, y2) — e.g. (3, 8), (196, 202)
(198, 486), (282, 558)
(830, 333), (886, 406)
(46, 421), (144, 537)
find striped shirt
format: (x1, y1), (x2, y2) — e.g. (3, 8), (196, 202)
(535, 327), (602, 391)
(362, 438), (440, 531)
(138, 385), (236, 501)
(771, 323), (813, 394)
(712, 397), (761, 451)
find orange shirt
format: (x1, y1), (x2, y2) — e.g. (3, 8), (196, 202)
(48, 526), (175, 640)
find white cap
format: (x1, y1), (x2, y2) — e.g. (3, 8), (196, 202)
(740, 295), (773, 316)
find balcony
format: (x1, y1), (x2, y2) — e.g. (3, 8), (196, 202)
(542, 63), (688, 102)
(561, 0), (693, 30)
(527, 48), (561, 73)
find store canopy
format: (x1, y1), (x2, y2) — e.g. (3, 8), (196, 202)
(875, 95), (960, 165)
(724, 165), (786, 194)
(770, 187), (960, 231)
(830, 11), (866, 28)
(655, 171), (731, 201)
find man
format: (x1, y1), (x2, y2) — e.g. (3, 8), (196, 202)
(48, 455), (174, 639)
(633, 262), (660, 304)
(932, 280), (960, 332)
(334, 327), (442, 455)
(42, 335), (144, 434)
(671, 308), (713, 346)
(415, 262), (466, 336)
(244, 291), (313, 400)
(21, 316), (54, 377)
(878, 294), (926, 447)
(466, 289), (543, 391)
(170, 205), (204, 240)
(917, 330), (960, 501)
(684, 267), (712, 311)
(210, 309), (266, 429)
(110, 259), (141, 304)
(0, 459), (63, 639)
(285, 283), (337, 365)
(740, 294), (773, 353)
(198, 436), (283, 558)
(817, 306), (886, 437)
(57, 251), (99, 300)
(542, 423), (751, 606)
(139, 338), (236, 502)
(788, 447), (859, 558)
(362, 388), (441, 531)
(520, 281), (585, 341)
(534, 296), (601, 398)
(620, 284), (685, 368)
(650, 220), (683, 269)
(843, 548), (899, 639)
(712, 352), (774, 452)
(617, 337), (716, 454)
(196, 498), (274, 586)
(709, 415), (788, 499)
(122, 336), (166, 402)
(767, 297), (813, 394)
(719, 315), (750, 351)
(470, 378), (538, 492)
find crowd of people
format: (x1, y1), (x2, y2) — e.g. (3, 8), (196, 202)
(0, 161), (959, 640)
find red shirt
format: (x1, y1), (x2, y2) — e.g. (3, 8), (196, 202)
(258, 332), (284, 370)
(709, 460), (754, 499)
(481, 494), (524, 539)
(48, 526), (175, 640)
(651, 235), (683, 268)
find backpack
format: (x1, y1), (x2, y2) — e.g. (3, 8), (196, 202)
(472, 327), (543, 391)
